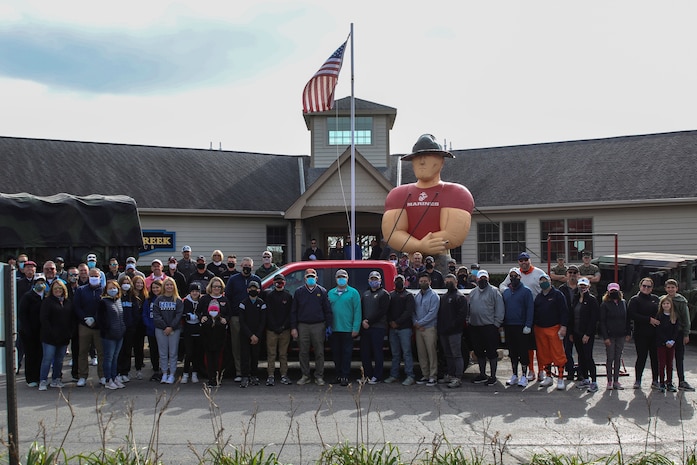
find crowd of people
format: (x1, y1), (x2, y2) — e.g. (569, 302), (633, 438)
(10, 247), (694, 393)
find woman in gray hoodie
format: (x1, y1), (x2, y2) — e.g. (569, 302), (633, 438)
(153, 277), (184, 384)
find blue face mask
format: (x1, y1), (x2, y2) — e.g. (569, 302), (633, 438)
(336, 277), (348, 287)
(306, 277), (316, 287)
(540, 281), (551, 290)
(107, 288), (119, 297)
(19, 262), (25, 270)
(369, 280), (381, 289)
(87, 261), (96, 269)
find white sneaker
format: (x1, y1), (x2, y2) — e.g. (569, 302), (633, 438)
(161, 373), (168, 384)
(91, 357), (98, 366)
(181, 373), (189, 384)
(526, 369), (535, 381)
(367, 376), (379, 385)
(135, 371), (143, 380)
(506, 375), (518, 386)
(540, 377), (554, 387)
(49, 379), (65, 388)
(77, 378), (86, 387)
(557, 379), (566, 390)
(518, 376), (528, 387)
(114, 378), (125, 389)
(120, 374), (130, 383)
(191, 372), (199, 383)
(38, 380), (48, 391)
(99, 377), (106, 385)
(105, 380), (119, 390)
(166, 374), (175, 384)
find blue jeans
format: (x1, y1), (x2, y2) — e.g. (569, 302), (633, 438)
(389, 327), (414, 378)
(102, 338), (123, 381)
(360, 327), (386, 380)
(40, 343), (67, 382)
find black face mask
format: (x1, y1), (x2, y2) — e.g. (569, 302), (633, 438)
(446, 283), (456, 292)
(394, 280), (404, 291)
(227, 263), (235, 268)
(196, 263), (205, 270)
(457, 274), (467, 283)
(242, 266), (252, 275)
(448, 266), (456, 273)
(478, 279), (489, 289)
(609, 291), (620, 300)
(425, 263), (434, 270)
(509, 277), (521, 287)
(248, 289), (259, 297)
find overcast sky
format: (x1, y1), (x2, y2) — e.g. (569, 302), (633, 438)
(2, 1), (696, 156)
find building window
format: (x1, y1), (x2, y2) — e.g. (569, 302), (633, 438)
(328, 116), (372, 145)
(450, 246), (462, 265)
(266, 226), (287, 265)
(477, 221), (526, 264)
(540, 218), (593, 262)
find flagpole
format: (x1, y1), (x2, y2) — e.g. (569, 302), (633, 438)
(350, 22), (356, 260)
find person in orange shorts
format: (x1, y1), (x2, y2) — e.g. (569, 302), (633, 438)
(533, 273), (568, 390)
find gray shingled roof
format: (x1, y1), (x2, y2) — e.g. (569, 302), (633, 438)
(397, 130), (697, 208)
(0, 137), (306, 212)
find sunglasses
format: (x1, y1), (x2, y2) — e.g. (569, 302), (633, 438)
(641, 284), (653, 288)
(567, 271), (578, 274)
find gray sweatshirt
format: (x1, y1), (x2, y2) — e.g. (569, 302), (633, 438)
(467, 284), (505, 327)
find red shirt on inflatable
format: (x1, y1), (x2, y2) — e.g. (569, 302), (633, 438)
(384, 182), (474, 240)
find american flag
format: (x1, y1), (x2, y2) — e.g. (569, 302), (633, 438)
(302, 41), (347, 113)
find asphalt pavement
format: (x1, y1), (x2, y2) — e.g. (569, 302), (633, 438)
(1, 339), (696, 464)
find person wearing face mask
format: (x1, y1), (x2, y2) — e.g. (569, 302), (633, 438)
(413, 272), (440, 386)
(568, 277), (600, 393)
(502, 268), (534, 388)
(220, 255), (239, 281)
(467, 270), (504, 386)
(599, 283), (631, 391)
(384, 274), (416, 386)
(224, 257), (261, 382)
(238, 281), (267, 388)
(180, 283), (202, 385)
(627, 277), (660, 390)
(532, 273), (568, 390)
(86, 253), (107, 288)
(559, 265), (580, 381)
(263, 274), (294, 386)
(73, 267), (106, 387)
(38, 280), (74, 391)
(359, 271), (390, 384)
(290, 268), (333, 386)
(116, 275), (140, 384)
(437, 274), (467, 388)
(187, 256), (215, 294)
(164, 256), (188, 297)
(422, 256), (445, 289)
(96, 281), (127, 390)
(327, 269), (361, 387)
(255, 250), (279, 279)
(396, 253), (417, 289)
(456, 266), (475, 290)
(118, 257), (145, 281)
(18, 273), (47, 387)
(207, 250), (227, 277)
(65, 266), (81, 381)
(199, 277), (231, 387)
(446, 258), (458, 275)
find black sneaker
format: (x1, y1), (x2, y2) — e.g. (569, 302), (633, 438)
(473, 373), (489, 384)
(251, 377), (260, 386)
(340, 377), (349, 386)
(240, 377), (249, 388)
(679, 381), (695, 392)
(416, 377), (429, 385)
(487, 376), (497, 385)
(266, 376), (275, 386)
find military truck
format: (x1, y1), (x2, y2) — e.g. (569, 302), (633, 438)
(0, 193), (143, 266)
(594, 252), (697, 335)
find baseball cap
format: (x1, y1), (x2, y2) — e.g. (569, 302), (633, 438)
(168, 256), (177, 263)
(34, 273), (46, 281)
(335, 269), (348, 278)
(508, 267), (521, 277)
(607, 282), (620, 291)
(126, 256), (136, 264)
(395, 274), (405, 282)
(517, 252), (530, 260)
(582, 250), (592, 257)
(55, 256), (64, 263)
(567, 264), (579, 272)
(182, 245), (192, 252)
(273, 273), (286, 281)
(578, 277), (591, 286)
(305, 268), (317, 277)
(539, 272), (551, 280)
(25, 260), (37, 267)
(424, 256), (434, 263)
(471, 263), (480, 269)
(151, 259), (163, 266)
(86, 254), (97, 262)
(189, 283), (201, 291)
(369, 270), (382, 279)
(196, 255), (205, 261)
(477, 270), (490, 279)
(247, 280), (260, 289)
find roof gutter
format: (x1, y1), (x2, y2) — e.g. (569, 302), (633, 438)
(474, 197), (697, 214)
(139, 208), (285, 218)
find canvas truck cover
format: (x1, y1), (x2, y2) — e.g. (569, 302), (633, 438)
(0, 193), (143, 266)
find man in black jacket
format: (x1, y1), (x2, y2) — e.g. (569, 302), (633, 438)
(437, 274), (467, 388)
(383, 274), (416, 385)
(263, 274), (293, 386)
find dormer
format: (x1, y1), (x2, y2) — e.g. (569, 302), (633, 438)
(303, 97), (397, 169)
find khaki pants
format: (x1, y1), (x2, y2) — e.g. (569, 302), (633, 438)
(415, 326), (438, 380)
(266, 329), (291, 377)
(78, 325), (104, 379)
